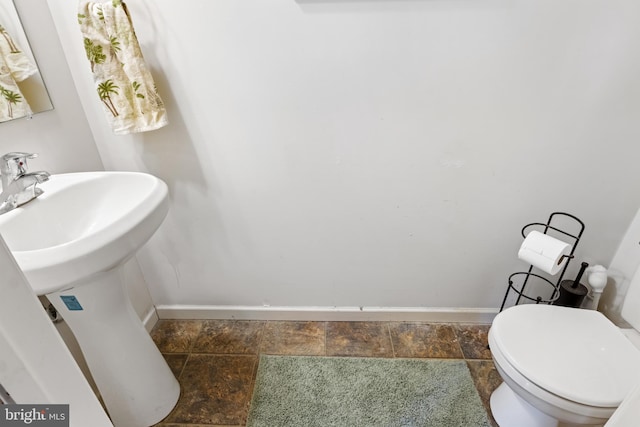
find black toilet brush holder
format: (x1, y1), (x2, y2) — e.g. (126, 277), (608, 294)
(553, 262), (589, 308)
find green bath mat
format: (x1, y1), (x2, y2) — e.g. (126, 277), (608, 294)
(247, 355), (490, 427)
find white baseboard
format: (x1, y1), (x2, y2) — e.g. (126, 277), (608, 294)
(142, 307), (159, 332)
(155, 305), (498, 323)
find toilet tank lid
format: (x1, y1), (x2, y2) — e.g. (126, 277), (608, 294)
(491, 304), (640, 407)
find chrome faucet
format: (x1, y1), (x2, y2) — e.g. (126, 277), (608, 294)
(0, 152), (50, 214)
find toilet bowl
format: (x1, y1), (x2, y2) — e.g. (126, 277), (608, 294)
(489, 254), (640, 427)
(489, 304), (640, 427)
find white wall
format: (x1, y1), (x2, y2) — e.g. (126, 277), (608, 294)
(47, 0), (640, 315)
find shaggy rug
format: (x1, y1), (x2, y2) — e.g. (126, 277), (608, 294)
(246, 355), (490, 427)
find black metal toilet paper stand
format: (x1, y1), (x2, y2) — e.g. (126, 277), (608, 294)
(499, 212), (585, 312)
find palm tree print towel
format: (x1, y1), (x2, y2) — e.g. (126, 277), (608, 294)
(0, 23), (37, 122)
(79, 0), (167, 135)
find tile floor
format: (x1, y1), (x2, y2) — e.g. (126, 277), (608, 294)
(150, 320), (502, 427)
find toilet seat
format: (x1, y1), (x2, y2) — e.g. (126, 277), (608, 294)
(490, 304), (640, 409)
(489, 329), (616, 423)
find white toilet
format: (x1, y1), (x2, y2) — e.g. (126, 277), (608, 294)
(488, 267), (640, 427)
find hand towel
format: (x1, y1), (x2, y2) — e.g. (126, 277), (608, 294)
(78, 0), (167, 135)
(0, 23), (36, 122)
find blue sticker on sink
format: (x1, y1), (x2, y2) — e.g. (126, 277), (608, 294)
(60, 295), (83, 311)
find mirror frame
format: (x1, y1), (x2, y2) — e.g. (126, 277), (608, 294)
(0, 0), (53, 122)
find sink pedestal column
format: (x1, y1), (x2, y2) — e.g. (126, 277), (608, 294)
(48, 267), (180, 427)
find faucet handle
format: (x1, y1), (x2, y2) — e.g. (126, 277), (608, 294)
(0, 152), (38, 176)
(1, 152), (38, 161)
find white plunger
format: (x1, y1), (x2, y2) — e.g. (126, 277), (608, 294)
(585, 265), (608, 310)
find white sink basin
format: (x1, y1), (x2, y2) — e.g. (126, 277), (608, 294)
(0, 171), (169, 295)
(0, 171), (178, 427)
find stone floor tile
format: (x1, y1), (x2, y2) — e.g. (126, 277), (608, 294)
(326, 321), (393, 357)
(151, 320), (204, 353)
(455, 324), (493, 359)
(164, 354), (256, 425)
(389, 322), (464, 358)
(260, 321), (326, 356)
(192, 320), (265, 354)
(163, 353), (189, 378)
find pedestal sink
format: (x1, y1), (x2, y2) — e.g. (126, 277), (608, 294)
(0, 171), (179, 427)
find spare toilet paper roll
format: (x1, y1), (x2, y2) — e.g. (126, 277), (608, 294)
(518, 230), (571, 275)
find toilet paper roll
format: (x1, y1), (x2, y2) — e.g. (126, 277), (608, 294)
(518, 230), (571, 275)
